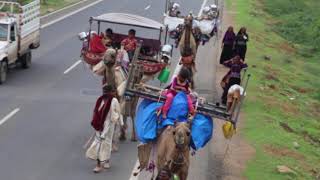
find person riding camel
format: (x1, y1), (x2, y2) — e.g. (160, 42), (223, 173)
(160, 67), (195, 119)
(169, 3), (181, 17)
(199, 6), (211, 20)
(121, 29), (137, 61)
(180, 47), (195, 69)
(209, 4), (219, 19)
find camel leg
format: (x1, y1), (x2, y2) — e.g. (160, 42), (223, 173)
(178, 171), (188, 180)
(130, 115), (137, 142)
(119, 116), (127, 141)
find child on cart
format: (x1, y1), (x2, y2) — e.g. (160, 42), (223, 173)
(121, 29), (137, 61)
(160, 67), (195, 119)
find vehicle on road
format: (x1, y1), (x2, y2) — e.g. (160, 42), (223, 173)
(0, 0), (40, 84)
(79, 13), (172, 75)
(78, 12), (173, 141)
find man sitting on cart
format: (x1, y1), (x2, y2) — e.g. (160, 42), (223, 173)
(121, 29), (137, 61)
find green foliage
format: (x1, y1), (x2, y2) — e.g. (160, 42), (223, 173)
(230, 0), (320, 179)
(262, 0), (320, 51)
(16, 0), (81, 15)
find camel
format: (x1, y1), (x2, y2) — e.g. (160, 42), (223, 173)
(93, 50), (139, 141)
(93, 43), (172, 141)
(156, 122), (191, 180)
(177, 14), (198, 89)
(179, 14), (197, 57)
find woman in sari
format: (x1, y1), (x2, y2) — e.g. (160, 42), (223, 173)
(234, 27), (249, 61)
(220, 26), (236, 64)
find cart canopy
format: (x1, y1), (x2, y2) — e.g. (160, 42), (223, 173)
(92, 13), (165, 30)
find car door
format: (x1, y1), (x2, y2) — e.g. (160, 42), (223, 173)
(7, 23), (18, 64)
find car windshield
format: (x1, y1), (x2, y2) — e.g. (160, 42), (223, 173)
(0, 24), (8, 41)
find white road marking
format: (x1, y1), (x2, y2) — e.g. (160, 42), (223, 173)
(0, 108), (20, 126)
(64, 60), (82, 74)
(144, 5), (151, 10)
(41, 0), (104, 29)
(128, 159), (140, 180)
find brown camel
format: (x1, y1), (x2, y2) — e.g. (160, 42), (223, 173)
(178, 14), (198, 89)
(157, 122), (191, 180)
(92, 51), (139, 141)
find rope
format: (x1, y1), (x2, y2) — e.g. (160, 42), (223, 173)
(157, 89), (164, 103)
(222, 138), (232, 162)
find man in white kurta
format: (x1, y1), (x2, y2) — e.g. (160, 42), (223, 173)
(86, 97), (123, 172)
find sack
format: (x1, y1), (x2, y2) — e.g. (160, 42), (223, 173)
(190, 114), (214, 150)
(135, 99), (162, 143)
(159, 92), (189, 129)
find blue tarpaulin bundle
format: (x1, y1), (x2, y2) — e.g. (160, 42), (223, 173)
(135, 92), (214, 150)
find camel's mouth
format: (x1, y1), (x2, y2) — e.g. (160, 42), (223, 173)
(176, 138), (185, 146)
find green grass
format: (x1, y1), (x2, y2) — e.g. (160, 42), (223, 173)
(39, 0), (82, 15)
(229, 0), (320, 179)
(17, 0), (82, 15)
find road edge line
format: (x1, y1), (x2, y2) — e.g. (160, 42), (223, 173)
(0, 108), (20, 126)
(128, 159), (140, 180)
(41, 0), (103, 29)
(40, 0), (91, 19)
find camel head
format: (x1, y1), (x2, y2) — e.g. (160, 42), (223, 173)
(173, 122), (191, 149)
(184, 14), (193, 28)
(103, 48), (117, 67)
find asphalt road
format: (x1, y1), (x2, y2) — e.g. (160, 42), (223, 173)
(0, 0), (223, 180)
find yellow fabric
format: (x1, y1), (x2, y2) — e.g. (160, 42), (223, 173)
(222, 121), (236, 139)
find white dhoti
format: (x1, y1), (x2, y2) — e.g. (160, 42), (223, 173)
(86, 98), (123, 162)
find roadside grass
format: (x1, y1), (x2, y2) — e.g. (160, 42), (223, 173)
(19, 0), (83, 15)
(229, 0), (320, 179)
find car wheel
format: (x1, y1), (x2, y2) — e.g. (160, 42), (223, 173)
(21, 51), (32, 69)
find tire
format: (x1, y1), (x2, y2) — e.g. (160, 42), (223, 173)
(0, 61), (8, 84)
(21, 51), (32, 69)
